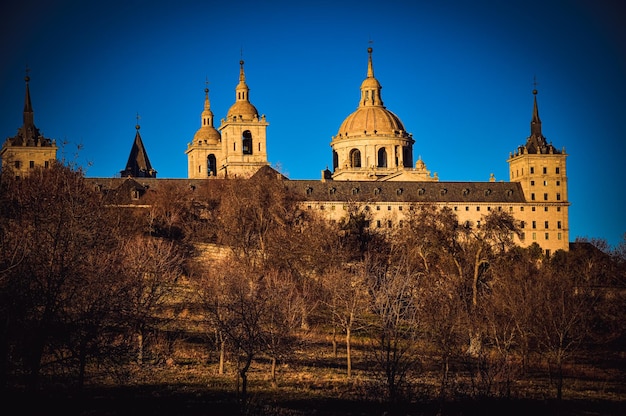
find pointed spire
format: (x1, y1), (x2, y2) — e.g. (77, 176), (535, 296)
(202, 79), (214, 127)
(367, 46), (375, 78)
(121, 115), (157, 178)
(235, 59), (250, 103)
(359, 46), (383, 107)
(23, 67), (34, 128)
(530, 86), (542, 138)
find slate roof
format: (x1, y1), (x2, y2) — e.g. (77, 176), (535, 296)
(284, 180), (526, 204)
(86, 175), (526, 207)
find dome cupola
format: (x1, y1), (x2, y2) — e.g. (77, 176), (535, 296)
(226, 60), (259, 122)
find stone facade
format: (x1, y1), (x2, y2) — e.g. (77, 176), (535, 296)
(1, 49), (571, 254)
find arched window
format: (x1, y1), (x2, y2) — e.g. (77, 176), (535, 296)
(402, 146), (412, 167)
(350, 149), (361, 168)
(333, 151), (339, 170)
(377, 147), (387, 167)
(207, 154), (217, 177)
(242, 130), (253, 155)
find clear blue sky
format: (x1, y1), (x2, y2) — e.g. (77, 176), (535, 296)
(1, 0), (625, 248)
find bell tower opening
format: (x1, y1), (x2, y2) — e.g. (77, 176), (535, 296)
(242, 130), (253, 155)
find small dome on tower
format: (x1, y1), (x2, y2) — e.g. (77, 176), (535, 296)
(226, 59), (259, 122)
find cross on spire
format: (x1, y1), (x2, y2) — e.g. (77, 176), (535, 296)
(136, 112), (141, 130)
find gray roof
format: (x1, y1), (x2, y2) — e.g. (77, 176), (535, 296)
(85, 176), (527, 205)
(285, 180), (526, 204)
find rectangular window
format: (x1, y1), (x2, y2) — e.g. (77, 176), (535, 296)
(557, 207), (561, 212)
(532, 232), (536, 240)
(543, 180), (548, 186)
(558, 232), (562, 240)
(14, 161), (20, 169)
(398, 206), (403, 211)
(543, 193), (548, 201)
(465, 206), (469, 211)
(556, 180), (560, 186)
(545, 221), (549, 229)
(454, 206), (458, 211)
(29, 161), (35, 168)
(376, 206), (381, 211)
(543, 167), (547, 174)
(545, 232), (549, 240)
(557, 221), (562, 229)
(44, 161), (49, 168)
(556, 167), (560, 174)
(520, 221), (525, 229)
(387, 206), (391, 211)
(476, 206), (480, 211)
(531, 180), (535, 186)
(520, 232), (526, 240)
(376, 220), (381, 228)
(544, 207), (548, 212)
(532, 221), (536, 229)
(530, 167), (534, 174)
(556, 193), (561, 201)
(520, 206), (524, 211)
(532, 207), (536, 211)
(531, 193), (535, 201)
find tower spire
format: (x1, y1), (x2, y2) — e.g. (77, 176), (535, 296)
(121, 115), (157, 178)
(530, 77), (542, 138)
(235, 59), (250, 103)
(23, 67), (34, 128)
(359, 46), (383, 107)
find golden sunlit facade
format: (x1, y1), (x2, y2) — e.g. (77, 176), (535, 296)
(1, 49), (570, 254)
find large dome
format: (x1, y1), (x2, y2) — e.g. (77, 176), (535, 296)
(337, 106), (407, 137)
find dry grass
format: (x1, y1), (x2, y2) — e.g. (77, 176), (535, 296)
(7, 330), (626, 415)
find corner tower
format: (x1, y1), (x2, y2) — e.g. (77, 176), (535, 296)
(216, 59), (269, 178)
(508, 87), (569, 252)
(330, 47), (414, 181)
(1, 72), (57, 177)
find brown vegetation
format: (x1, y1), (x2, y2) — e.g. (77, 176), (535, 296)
(1, 164), (625, 415)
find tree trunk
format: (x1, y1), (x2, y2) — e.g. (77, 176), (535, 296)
(218, 335), (225, 375)
(271, 356), (277, 387)
(346, 326), (352, 378)
(239, 353), (253, 412)
(332, 326), (338, 358)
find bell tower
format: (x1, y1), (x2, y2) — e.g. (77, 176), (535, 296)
(217, 59), (269, 178)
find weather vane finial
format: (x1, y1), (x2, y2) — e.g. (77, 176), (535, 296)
(135, 112), (141, 130)
(532, 75), (539, 94)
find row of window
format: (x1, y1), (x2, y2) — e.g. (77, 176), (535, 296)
(13, 160), (49, 169)
(520, 220), (563, 229)
(308, 204), (563, 214)
(530, 192), (562, 201)
(512, 166), (562, 177)
(530, 180), (561, 186)
(520, 232), (563, 241)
